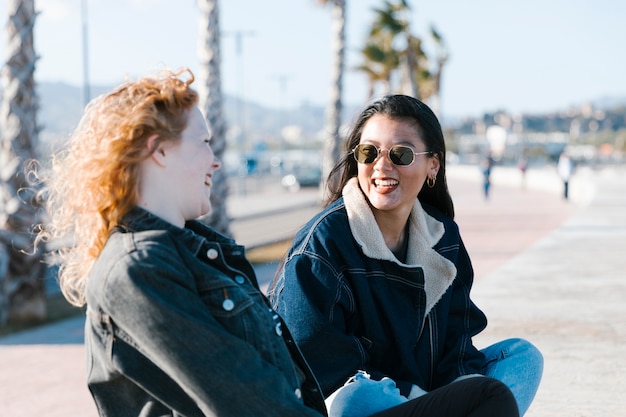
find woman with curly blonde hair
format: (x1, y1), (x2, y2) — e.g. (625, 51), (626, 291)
(46, 69), (200, 306)
(39, 69), (328, 416)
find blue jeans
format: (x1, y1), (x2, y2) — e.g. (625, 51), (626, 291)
(329, 377), (519, 417)
(327, 338), (542, 417)
(481, 338), (544, 416)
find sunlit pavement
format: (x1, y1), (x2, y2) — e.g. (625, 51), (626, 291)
(1, 164), (624, 417)
(468, 165), (626, 417)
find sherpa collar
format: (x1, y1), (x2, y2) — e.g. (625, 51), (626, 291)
(342, 178), (457, 315)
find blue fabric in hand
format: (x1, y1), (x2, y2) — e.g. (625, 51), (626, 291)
(325, 371), (408, 417)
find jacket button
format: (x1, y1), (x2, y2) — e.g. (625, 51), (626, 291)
(206, 248), (218, 260)
(235, 275), (245, 284)
(222, 299), (235, 311)
(294, 388), (302, 399)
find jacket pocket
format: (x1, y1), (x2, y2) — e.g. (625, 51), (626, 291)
(198, 280), (301, 386)
(199, 280), (255, 318)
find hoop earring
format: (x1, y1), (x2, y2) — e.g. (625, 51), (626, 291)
(427, 175), (436, 188)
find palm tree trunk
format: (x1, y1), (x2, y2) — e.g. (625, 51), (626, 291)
(430, 27), (448, 119)
(320, 0), (345, 201)
(197, 0), (231, 236)
(403, 33), (419, 98)
(0, 0), (46, 325)
(430, 58), (444, 118)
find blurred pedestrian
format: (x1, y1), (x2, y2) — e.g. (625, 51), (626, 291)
(558, 150), (573, 199)
(480, 152), (495, 199)
(518, 154), (528, 189)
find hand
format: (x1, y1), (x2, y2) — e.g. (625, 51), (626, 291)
(407, 384), (427, 399)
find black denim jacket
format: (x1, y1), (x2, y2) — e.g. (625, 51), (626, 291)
(85, 207), (326, 417)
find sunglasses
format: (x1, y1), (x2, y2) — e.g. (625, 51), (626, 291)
(352, 144), (433, 166)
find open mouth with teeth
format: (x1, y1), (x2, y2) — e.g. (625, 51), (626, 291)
(374, 179), (398, 188)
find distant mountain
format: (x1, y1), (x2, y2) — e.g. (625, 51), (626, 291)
(4, 81), (624, 148)
(32, 81), (342, 149)
(592, 96), (626, 110)
(37, 82), (111, 143)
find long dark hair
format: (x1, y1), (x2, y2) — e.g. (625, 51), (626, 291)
(325, 94), (455, 218)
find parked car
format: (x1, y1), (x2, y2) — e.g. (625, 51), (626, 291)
(281, 166), (321, 192)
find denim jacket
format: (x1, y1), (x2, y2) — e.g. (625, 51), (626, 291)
(269, 179), (487, 396)
(85, 207), (326, 417)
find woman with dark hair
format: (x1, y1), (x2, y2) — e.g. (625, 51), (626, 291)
(269, 95), (543, 416)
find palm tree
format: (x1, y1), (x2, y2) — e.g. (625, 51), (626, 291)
(403, 32), (428, 99)
(427, 25), (449, 118)
(197, 0), (230, 236)
(358, 0), (443, 105)
(356, 30), (399, 98)
(317, 0), (346, 201)
(393, 0), (420, 98)
(0, 0), (46, 325)
(358, 0), (408, 98)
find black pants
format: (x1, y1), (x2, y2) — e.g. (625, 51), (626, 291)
(371, 377), (519, 417)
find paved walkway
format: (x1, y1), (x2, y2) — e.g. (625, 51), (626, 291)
(1, 163), (624, 416)
(470, 166), (626, 417)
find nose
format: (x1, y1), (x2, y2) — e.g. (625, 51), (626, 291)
(373, 149), (393, 169)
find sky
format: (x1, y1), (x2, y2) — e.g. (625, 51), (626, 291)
(1, 0), (625, 119)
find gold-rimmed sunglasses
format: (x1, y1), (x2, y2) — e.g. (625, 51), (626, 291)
(352, 144), (433, 166)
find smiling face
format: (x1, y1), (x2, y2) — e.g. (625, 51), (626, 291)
(164, 107), (221, 221)
(357, 114), (439, 220)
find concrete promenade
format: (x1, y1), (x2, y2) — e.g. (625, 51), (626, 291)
(1, 163), (624, 416)
(470, 165), (626, 417)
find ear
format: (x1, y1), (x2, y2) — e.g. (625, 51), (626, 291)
(147, 134), (167, 167)
(430, 153), (441, 177)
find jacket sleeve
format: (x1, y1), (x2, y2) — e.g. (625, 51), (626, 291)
(272, 251), (368, 396)
(97, 239), (324, 417)
(432, 236), (488, 388)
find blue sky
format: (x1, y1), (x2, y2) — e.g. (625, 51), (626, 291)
(1, 0), (624, 119)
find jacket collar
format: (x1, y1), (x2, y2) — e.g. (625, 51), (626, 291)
(342, 178), (457, 314)
(121, 206), (234, 257)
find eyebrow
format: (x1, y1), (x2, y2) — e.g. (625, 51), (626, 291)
(361, 139), (418, 148)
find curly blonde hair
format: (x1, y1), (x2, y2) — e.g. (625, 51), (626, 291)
(42, 68), (199, 306)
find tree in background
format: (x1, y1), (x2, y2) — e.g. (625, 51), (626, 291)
(197, 0), (230, 236)
(358, 0), (445, 108)
(317, 0), (346, 201)
(0, 0), (46, 325)
(359, 0), (415, 98)
(427, 25), (449, 118)
(395, 0), (420, 98)
(403, 31), (427, 98)
(356, 16), (399, 98)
